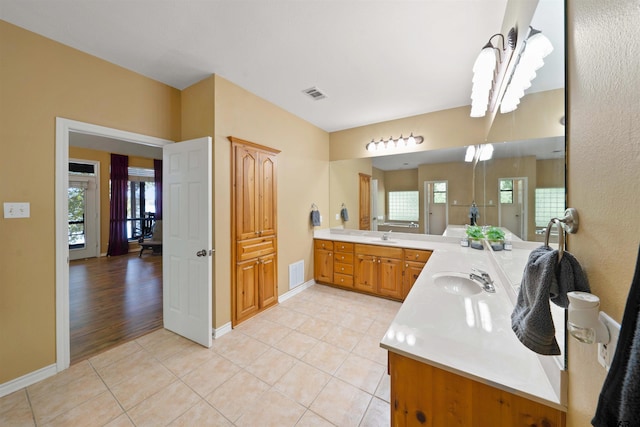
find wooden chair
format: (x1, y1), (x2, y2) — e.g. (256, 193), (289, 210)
(138, 220), (162, 257)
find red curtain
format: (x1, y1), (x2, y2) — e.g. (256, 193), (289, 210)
(154, 159), (162, 220)
(107, 154), (129, 256)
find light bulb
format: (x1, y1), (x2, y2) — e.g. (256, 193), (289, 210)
(407, 134), (416, 146)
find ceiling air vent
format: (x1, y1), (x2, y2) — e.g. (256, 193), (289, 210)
(302, 86), (327, 101)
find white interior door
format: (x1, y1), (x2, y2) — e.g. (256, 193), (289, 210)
(163, 137), (212, 347)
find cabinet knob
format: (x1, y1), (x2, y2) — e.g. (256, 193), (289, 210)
(415, 254), (419, 259)
(406, 263), (409, 268)
(341, 267), (344, 271)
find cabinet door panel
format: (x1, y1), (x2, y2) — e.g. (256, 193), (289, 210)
(314, 248), (334, 283)
(236, 259), (260, 322)
(354, 254), (377, 293)
(260, 253), (277, 308)
(259, 152), (277, 237)
(378, 257), (403, 299)
(235, 146), (259, 241)
(403, 261), (426, 299)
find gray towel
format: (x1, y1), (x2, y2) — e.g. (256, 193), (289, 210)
(340, 207), (349, 221)
(310, 210), (321, 226)
(592, 244), (640, 426)
(511, 245), (590, 355)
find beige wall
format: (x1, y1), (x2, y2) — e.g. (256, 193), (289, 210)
(0, 20), (181, 384)
(213, 75), (330, 328)
(566, 0), (640, 425)
(330, 106), (487, 162)
(328, 159), (372, 229)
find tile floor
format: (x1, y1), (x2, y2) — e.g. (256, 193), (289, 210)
(1, 284), (401, 426)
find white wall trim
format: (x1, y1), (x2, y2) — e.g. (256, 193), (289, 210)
(0, 364), (57, 398)
(55, 118), (173, 374)
(278, 279), (316, 303)
(212, 322), (232, 339)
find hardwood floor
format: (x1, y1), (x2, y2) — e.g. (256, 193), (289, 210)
(70, 252), (162, 364)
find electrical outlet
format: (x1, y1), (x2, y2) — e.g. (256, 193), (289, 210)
(335, 213), (340, 220)
(597, 312), (620, 371)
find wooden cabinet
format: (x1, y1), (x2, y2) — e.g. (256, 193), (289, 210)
(359, 173), (371, 230)
(314, 239), (431, 301)
(354, 244), (404, 299)
(314, 240), (334, 284)
(389, 352), (565, 427)
(402, 249), (432, 298)
(231, 137), (280, 326)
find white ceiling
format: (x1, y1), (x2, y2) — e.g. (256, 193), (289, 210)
(0, 0), (564, 133)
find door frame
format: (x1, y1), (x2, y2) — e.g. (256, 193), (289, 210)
(55, 118), (173, 372)
(497, 176), (528, 240)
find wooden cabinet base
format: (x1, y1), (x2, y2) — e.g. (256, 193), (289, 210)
(389, 352), (565, 427)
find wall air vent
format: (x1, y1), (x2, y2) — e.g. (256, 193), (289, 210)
(302, 86), (327, 101)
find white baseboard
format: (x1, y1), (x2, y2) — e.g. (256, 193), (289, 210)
(279, 279), (315, 303)
(213, 322), (232, 339)
(0, 364), (57, 398)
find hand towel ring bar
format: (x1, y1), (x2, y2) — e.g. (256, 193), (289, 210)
(544, 208), (579, 262)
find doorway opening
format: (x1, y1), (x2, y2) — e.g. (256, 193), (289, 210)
(55, 118), (173, 371)
(424, 180), (448, 235)
(498, 177), (528, 240)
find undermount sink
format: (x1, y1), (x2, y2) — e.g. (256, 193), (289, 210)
(432, 272), (483, 296)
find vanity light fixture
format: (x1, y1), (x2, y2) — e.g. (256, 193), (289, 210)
(470, 28), (517, 118)
(366, 133), (423, 153)
(500, 26), (553, 114)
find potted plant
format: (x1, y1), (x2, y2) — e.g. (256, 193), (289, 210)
(486, 226), (505, 251)
(465, 225), (485, 249)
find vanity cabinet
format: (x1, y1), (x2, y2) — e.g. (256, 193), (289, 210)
(402, 249), (432, 298)
(389, 352), (565, 427)
(354, 244), (404, 299)
(314, 239), (432, 301)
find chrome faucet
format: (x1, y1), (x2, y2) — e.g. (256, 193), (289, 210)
(382, 232), (390, 241)
(469, 268), (495, 293)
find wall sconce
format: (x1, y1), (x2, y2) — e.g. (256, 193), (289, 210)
(567, 292), (610, 344)
(464, 143), (494, 162)
(366, 133), (424, 153)
(470, 28), (517, 118)
(500, 26), (553, 114)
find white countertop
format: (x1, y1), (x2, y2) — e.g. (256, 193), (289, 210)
(314, 228), (566, 411)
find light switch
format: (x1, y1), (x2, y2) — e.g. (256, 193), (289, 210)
(4, 202), (30, 218)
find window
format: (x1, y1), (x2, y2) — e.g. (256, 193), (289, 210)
(535, 188), (565, 227)
(127, 167), (156, 240)
(500, 179), (513, 204)
(388, 191), (419, 221)
(433, 182), (447, 204)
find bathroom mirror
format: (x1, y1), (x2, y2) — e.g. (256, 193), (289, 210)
(328, 0), (564, 244)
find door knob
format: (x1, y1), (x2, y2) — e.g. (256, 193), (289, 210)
(196, 249), (207, 257)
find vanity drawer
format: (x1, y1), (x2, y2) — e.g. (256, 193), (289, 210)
(315, 239), (334, 250)
(334, 252), (353, 264)
(237, 237), (276, 261)
(404, 249), (432, 263)
(355, 244), (403, 259)
(334, 273), (354, 287)
(334, 242), (354, 253)
(334, 261), (354, 275)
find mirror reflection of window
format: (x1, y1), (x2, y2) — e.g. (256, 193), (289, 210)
(388, 191), (419, 221)
(433, 182), (447, 204)
(500, 179), (514, 204)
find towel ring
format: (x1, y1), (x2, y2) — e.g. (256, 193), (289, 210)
(544, 208), (579, 262)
